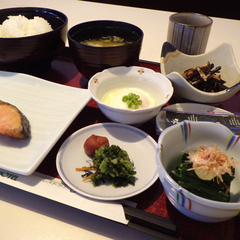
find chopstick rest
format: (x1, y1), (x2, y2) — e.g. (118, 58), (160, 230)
(123, 205), (178, 239)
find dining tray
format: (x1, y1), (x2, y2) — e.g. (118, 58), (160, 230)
(2, 47), (240, 240)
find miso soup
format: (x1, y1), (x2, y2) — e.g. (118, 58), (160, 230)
(80, 36), (132, 47)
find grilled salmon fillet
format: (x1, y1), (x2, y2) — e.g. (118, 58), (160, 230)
(0, 100), (31, 139)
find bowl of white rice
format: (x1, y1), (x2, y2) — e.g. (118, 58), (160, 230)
(0, 7), (68, 73)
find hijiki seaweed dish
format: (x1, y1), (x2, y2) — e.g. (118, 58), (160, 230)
(182, 61), (228, 92)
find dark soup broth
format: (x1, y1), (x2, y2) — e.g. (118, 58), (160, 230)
(80, 36), (132, 47)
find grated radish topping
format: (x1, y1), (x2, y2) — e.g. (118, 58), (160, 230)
(187, 145), (238, 182)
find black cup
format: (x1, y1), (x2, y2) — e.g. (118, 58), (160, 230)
(68, 20), (143, 79)
(0, 7), (68, 73)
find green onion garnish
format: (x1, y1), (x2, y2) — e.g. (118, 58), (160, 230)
(122, 93), (142, 109)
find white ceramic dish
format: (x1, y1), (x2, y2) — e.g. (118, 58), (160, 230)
(0, 71), (91, 175)
(160, 42), (240, 104)
(56, 123), (158, 200)
(156, 103), (233, 133)
(88, 66), (173, 125)
(156, 120), (240, 222)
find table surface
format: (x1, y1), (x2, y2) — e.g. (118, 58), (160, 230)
(1, 1), (240, 239)
(1, 0), (240, 65)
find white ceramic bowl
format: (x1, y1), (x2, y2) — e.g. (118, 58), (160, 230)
(88, 66), (173, 125)
(156, 120), (240, 222)
(160, 42), (240, 104)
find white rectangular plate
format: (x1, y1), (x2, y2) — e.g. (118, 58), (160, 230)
(0, 71), (91, 175)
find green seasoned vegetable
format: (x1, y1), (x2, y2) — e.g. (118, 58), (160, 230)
(122, 93), (142, 109)
(169, 153), (235, 202)
(81, 145), (136, 187)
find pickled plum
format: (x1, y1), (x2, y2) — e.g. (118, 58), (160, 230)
(84, 134), (109, 156)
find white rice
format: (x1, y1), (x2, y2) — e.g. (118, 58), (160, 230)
(0, 15), (53, 38)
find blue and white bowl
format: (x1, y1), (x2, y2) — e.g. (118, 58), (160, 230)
(156, 120), (240, 222)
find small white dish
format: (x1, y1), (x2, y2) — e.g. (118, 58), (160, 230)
(161, 42), (240, 104)
(88, 66), (173, 125)
(56, 123), (158, 201)
(156, 103), (233, 133)
(0, 71), (91, 175)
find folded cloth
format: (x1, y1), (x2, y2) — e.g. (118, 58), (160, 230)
(163, 110), (240, 135)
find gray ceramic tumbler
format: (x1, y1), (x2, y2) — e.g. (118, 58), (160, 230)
(167, 12), (213, 55)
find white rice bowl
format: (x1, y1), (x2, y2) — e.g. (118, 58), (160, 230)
(0, 15), (53, 38)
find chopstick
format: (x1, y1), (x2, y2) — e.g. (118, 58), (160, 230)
(123, 205), (178, 240)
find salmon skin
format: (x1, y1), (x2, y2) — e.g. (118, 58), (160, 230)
(0, 100), (31, 139)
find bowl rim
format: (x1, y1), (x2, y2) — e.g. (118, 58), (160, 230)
(157, 120), (240, 209)
(88, 66), (174, 112)
(0, 7), (68, 39)
(67, 19), (144, 49)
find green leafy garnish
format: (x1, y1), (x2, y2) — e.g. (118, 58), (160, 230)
(122, 93), (142, 109)
(79, 145), (136, 187)
(169, 153), (235, 202)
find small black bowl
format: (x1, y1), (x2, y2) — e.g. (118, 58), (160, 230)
(0, 7), (68, 74)
(67, 20), (143, 79)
